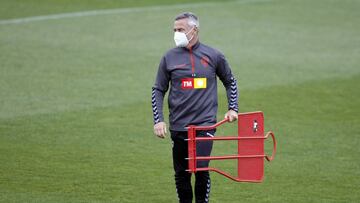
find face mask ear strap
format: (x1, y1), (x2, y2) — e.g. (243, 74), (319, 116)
(186, 26), (196, 42)
(186, 26), (196, 35)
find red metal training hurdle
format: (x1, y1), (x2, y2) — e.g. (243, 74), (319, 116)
(186, 111), (276, 182)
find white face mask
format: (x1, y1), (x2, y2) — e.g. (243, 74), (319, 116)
(174, 27), (195, 47)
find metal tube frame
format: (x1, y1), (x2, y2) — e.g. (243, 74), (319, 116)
(186, 117), (276, 182)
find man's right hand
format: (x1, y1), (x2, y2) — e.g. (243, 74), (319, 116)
(154, 122), (167, 139)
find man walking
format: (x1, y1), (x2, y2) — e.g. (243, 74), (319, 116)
(151, 12), (238, 203)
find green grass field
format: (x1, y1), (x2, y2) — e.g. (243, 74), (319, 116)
(0, 0), (359, 202)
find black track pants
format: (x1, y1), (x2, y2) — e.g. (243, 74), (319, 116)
(171, 130), (215, 203)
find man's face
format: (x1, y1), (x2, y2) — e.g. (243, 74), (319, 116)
(173, 18), (197, 39)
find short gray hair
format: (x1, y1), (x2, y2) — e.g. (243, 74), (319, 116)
(175, 12), (200, 28)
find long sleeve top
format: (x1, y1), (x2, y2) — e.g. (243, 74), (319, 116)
(152, 41), (238, 131)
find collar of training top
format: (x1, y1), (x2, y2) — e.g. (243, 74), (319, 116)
(183, 41), (200, 50)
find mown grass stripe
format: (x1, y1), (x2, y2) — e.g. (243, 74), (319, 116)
(0, 0), (272, 25)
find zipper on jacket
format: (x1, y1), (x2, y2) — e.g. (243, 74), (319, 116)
(189, 47), (196, 77)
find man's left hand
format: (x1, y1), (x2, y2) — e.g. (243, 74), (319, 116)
(225, 110), (238, 122)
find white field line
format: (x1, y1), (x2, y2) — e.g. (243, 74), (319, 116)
(0, 0), (272, 25)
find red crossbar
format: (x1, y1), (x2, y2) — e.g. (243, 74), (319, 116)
(195, 167), (263, 183)
(188, 154), (266, 161)
(188, 136), (267, 141)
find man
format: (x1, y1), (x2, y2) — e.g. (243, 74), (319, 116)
(151, 12), (238, 203)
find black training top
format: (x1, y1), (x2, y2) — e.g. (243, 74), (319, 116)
(152, 41), (238, 131)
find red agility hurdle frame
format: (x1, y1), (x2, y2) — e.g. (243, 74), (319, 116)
(186, 111), (276, 182)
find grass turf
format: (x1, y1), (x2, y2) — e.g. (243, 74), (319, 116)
(0, 0), (359, 202)
(0, 0), (233, 20)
